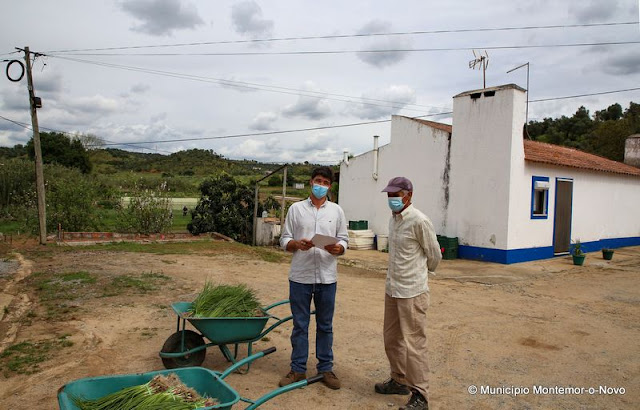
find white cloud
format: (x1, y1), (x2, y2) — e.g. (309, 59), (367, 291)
(64, 95), (120, 115)
(356, 20), (412, 68)
(282, 82), (332, 120)
(120, 0), (204, 36)
(131, 83), (151, 94)
(218, 137), (281, 160)
(231, 1), (274, 38)
(250, 111), (278, 130)
(348, 85), (416, 120)
(601, 52), (640, 76)
(569, 0), (617, 23)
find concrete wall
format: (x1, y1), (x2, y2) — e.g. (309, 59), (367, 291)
(625, 135), (640, 167)
(255, 218), (281, 246)
(339, 116), (450, 237)
(448, 85), (526, 249)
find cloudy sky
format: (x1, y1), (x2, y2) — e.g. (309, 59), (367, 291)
(1, 0), (638, 163)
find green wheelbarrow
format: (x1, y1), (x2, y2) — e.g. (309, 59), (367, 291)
(160, 299), (303, 372)
(58, 347), (323, 409)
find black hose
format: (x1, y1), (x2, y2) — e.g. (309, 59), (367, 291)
(6, 60), (24, 82)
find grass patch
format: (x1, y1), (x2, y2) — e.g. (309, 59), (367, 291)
(252, 247), (286, 263)
(102, 271), (171, 297)
(35, 271), (96, 301)
(0, 219), (23, 235)
(0, 335), (73, 376)
(28, 270), (172, 319)
(81, 240), (246, 255)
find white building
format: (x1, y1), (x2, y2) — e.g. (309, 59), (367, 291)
(339, 84), (640, 264)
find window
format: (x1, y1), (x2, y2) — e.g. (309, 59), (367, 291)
(531, 176), (550, 219)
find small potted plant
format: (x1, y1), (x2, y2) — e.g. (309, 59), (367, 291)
(572, 239), (586, 266)
(602, 248), (614, 260)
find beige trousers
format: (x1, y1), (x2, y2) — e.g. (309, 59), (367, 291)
(383, 292), (430, 400)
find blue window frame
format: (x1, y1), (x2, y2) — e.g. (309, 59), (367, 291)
(531, 176), (550, 219)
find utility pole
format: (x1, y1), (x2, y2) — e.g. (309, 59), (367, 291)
(23, 46), (47, 244)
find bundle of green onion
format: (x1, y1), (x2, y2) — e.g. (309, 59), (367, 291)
(72, 373), (217, 410)
(189, 282), (261, 318)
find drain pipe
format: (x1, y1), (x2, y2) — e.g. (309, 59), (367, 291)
(372, 135), (379, 180)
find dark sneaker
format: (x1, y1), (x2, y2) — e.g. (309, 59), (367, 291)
(319, 371), (341, 390)
(400, 392), (428, 410)
(375, 378), (410, 395)
(279, 370), (306, 387)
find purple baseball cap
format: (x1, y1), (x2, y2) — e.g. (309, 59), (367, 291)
(382, 176), (413, 193)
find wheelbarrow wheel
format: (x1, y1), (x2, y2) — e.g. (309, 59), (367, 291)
(161, 330), (206, 369)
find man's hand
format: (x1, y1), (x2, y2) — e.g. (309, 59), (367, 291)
(324, 243), (344, 256)
(291, 239), (314, 251)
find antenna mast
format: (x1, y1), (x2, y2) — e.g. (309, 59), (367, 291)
(469, 50), (490, 89)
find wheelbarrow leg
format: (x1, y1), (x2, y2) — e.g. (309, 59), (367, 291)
(218, 342), (254, 374)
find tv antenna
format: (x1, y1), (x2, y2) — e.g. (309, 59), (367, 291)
(469, 50), (489, 89)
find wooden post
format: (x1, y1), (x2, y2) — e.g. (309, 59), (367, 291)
(252, 182), (259, 246)
(280, 166), (287, 227)
(24, 46), (47, 245)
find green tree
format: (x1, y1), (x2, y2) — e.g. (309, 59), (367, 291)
(26, 132), (92, 173)
(588, 119), (634, 162)
(115, 183), (173, 234)
(188, 173), (254, 243)
(595, 103), (623, 122)
(45, 165), (100, 232)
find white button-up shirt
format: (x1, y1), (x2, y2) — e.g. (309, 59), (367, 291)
(387, 204), (442, 298)
(280, 198), (349, 284)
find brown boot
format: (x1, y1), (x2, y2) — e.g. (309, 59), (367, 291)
(319, 371), (341, 390)
(279, 370), (306, 387)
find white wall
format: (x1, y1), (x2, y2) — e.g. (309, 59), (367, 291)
(339, 116), (451, 237)
(448, 85), (526, 248)
(507, 163), (640, 248)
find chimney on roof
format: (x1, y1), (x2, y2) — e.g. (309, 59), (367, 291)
(624, 134), (640, 168)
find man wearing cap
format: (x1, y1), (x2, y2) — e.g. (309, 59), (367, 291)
(278, 166), (349, 391)
(375, 176), (442, 410)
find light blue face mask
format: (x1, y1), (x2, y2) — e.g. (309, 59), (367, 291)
(312, 184), (329, 199)
(388, 197), (405, 212)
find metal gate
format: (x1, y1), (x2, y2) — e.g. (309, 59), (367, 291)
(553, 178), (573, 254)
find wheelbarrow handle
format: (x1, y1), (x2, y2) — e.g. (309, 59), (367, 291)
(306, 374), (324, 384)
(262, 299), (290, 311)
(218, 347), (277, 379)
(262, 346), (277, 356)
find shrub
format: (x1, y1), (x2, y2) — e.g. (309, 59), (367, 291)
(115, 183), (173, 234)
(188, 173), (254, 243)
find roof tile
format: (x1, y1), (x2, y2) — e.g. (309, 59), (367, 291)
(524, 140), (640, 177)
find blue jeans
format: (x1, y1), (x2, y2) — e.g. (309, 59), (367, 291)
(289, 280), (336, 373)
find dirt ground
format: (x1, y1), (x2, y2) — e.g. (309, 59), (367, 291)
(0, 241), (638, 409)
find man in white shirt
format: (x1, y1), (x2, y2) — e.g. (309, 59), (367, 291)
(279, 166), (349, 390)
(375, 176), (442, 410)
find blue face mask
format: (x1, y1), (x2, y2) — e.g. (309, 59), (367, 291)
(388, 197), (405, 212)
(312, 184), (329, 199)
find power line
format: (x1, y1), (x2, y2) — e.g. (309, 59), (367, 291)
(530, 87), (640, 103)
(49, 41), (640, 56)
(44, 21), (638, 53)
(99, 113), (452, 146)
(3, 87), (637, 150)
(0, 115), (173, 154)
(48, 55), (451, 113)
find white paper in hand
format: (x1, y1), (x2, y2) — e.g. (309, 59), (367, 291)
(311, 234), (339, 250)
